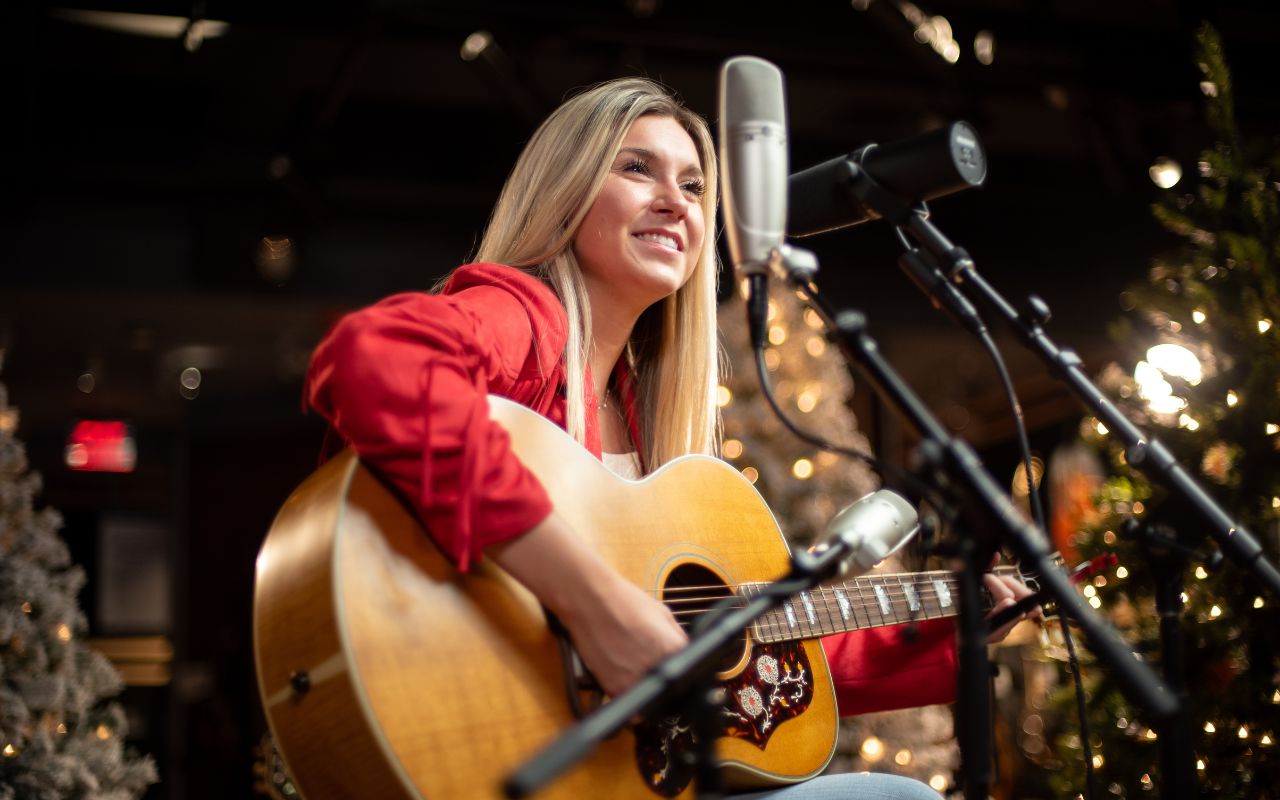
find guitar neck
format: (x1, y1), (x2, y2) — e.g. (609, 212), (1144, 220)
(745, 566), (1020, 644)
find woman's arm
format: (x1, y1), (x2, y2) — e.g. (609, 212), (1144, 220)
(487, 511), (689, 697)
(305, 276), (559, 571)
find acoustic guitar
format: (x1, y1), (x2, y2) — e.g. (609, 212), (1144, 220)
(254, 395), (1000, 799)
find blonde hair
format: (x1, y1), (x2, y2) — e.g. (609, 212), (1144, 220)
(473, 77), (721, 470)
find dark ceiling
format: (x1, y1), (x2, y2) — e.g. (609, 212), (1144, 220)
(2, 0), (1277, 445)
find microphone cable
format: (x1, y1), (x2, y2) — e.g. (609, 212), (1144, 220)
(744, 276), (960, 543)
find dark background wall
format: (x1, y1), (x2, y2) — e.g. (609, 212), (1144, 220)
(2, 2), (1276, 796)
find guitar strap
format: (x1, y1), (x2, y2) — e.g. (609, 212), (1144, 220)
(545, 609), (605, 718)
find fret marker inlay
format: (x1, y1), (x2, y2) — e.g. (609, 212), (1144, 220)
(784, 604), (797, 628)
(873, 584), (891, 617)
(800, 592), (817, 626)
(933, 579), (952, 609)
(834, 589), (851, 621)
(904, 583), (921, 612)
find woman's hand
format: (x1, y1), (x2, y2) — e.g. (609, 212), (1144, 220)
(487, 511), (688, 697)
(984, 567), (1041, 644)
(556, 573), (689, 697)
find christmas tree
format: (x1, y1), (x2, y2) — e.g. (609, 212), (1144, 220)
(717, 286), (958, 792)
(1047, 24), (1280, 797)
(0, 351), (156, 799)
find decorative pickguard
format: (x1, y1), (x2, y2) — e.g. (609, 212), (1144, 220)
(633, 642), (813, 797)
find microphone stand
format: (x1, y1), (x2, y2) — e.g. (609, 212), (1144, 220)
(1121, 518), (1220, 800)
(503, 536), (867, 800)
(895, 209), (1280, 599)
(775, 262), (1179, 799)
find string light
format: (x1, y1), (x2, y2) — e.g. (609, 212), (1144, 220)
(1178, 414), (1200, 431)
(1271, 689), (1279, 704)
(974, 30), (995, 65)
(2, 744), (15, 758)
(1149, 157), (1182, 188)
(796, 389), (818, 413)
(1145, 729), (1158, 741)
(894, 749), (913, 766)
(56, 624), (71, 642)
(1089, 596), (1102, 609)
(723, 439), (743, 459)
(1083, 585), (1097, 598)
(1195, 566), (1209, 580)
(1192, 309), (1207, 324)
(1205, 722), (1216, 733)
(1197, 759), (1206, 771)
(1091, 754), (1104, 768)
(95, 724), (111, 741)
(767, 301), (778, 321)
(860, 736), (885, 762)
(741, 467), (759, 484)
(1103, 530), (1117, 544)
(1255, 597), (1265, 609)
(768, 325), (787, 345)
(21, 602), (32, 614)
(803, 308), (823, 329)
(1266, 423), (1279, 435)
(1115, 566), (1129, 579)
(1209, 605), (1222, 618)
(1238, 726), (1249, 739)
(763, 349), (781, 370)
(792, 458), (814, 479)
(1262, 735), (1273, 746)
(805, 336), (826, 357)
(716, 386), (733, 407)
(1226, 390), (1239, 407)
(928, 775), (948, 792)
(459, 31), (493, 61)
(1258, 319), (1273, 333)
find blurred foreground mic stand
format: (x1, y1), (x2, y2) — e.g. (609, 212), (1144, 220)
(1121, 518), (1219, 800)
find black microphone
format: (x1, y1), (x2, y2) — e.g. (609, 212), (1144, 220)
(787, 121), (986, 237)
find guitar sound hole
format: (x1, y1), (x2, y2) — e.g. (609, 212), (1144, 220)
(662, 563), (747, 673)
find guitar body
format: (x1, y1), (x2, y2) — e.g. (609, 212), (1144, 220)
(254, 396), (838, 799)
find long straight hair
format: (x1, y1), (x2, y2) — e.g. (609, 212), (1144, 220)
(473, 78), (721, 469)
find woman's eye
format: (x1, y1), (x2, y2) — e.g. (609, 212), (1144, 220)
(622, 159), (650, 175)
(682, 180), (706, 197)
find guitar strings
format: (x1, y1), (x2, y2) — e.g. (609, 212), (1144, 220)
(654, 566), (1020, 596)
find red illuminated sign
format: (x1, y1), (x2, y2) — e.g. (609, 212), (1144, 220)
(65, 421), (136, 473)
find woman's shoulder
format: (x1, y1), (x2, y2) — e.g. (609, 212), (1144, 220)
(442, 263), (561, 312)
(438, 263), (567, 376)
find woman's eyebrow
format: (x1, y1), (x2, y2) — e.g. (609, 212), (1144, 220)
(616, 146), (704, 178)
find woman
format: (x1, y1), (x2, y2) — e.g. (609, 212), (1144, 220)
(306, 77), (1029, 799)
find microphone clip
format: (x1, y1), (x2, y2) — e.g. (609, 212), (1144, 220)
(839, 145), (920, 228)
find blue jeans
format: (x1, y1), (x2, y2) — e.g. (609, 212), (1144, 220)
(732, 772), (943, 799)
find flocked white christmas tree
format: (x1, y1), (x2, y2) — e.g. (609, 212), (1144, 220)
(0, 349), (156, 799)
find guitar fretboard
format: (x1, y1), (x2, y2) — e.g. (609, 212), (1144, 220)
(742, 567), (1016, 644)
